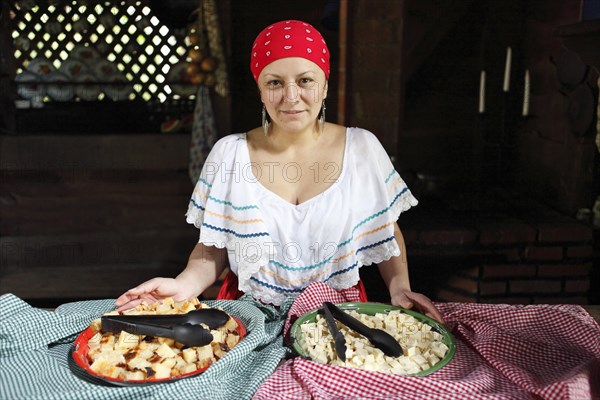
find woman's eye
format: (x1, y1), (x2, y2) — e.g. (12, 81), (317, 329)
(267, 80), (282, 87)
(299, 78), (313, 85)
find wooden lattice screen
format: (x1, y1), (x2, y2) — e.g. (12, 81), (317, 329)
(10, 0), (196, 103)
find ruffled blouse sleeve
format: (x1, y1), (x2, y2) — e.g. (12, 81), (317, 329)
(339, 128), (418, 270)
(184, 135), (270, 269)
(185, 135), (230, 234)
(349, 129), (418, 222)
(369, 131), (418, 220)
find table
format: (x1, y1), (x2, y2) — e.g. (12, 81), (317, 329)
(3, 293), (599, 400)
(254, 299), (600, 400)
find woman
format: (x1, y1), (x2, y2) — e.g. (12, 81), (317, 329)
(116, 20), (443, 323)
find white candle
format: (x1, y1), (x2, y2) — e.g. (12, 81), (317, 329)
(503, 47), (512, 92)
(522, 69), (530, 116)
(478, 70), (486, 114)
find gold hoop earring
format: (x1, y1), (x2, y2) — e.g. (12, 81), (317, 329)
(262, 105), (270, 136)
(319, 102), (326, 133)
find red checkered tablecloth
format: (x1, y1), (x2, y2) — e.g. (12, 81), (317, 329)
(254, 282), (600, 400)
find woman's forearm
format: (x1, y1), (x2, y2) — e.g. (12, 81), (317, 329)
(175, 242), (228, 298)
(377, 222), (412, 296)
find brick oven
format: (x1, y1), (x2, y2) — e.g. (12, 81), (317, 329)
(340, 0), (598, 306)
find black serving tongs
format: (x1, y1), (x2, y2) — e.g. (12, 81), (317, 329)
(322, 302), (403, 359)
(321, 301), (347, 361)
(101, 308), (230, 347)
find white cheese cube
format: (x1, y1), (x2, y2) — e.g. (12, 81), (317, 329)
(226, 333), (240, 348)
(182, 348), (198, 363)
(89, 358), (110, 374)
(138, 348), (154, 360)
(405, 364), (421, 375)
(344, 347), (354, 360)
(181, 362), (198, 374)
(124, 370), (145, 381)
(390, 365), (405, 375)
(156, 303), (173, 314)
(371, 316), (384, 329)
(347, 356), (362, 368)
(406, 346), (420, 357)
(127, 356), (151, 370)
(412, 354), (428, 368)
(224, 317), (238, 331)
(157, 337), (176, 347)
(116, 331), (140, 349)
(415, 340), (429, 351)
(427, 354), (441, 366)
(106, 366), (125, 379)
(153, 362), (171, 379)
(431, 342), (449, 358)
(313, 351), (328, 364)
(374, 352), (385, 364)
(156, 342), (177, 358)
(161, 357), (177, 369)
(196, 344), (214, 363)
(99, 335), (115, 350)
(88, 332), (103, 348)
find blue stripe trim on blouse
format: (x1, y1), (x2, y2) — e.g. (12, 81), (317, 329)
(324, 261), (359, 282)
(269, 235), (396, 272)
(385, 169), (396, 184)
(269, 255), (334, 271)
(249, 277), (303, 293)
(355, 235), (395, 254)
(191, 193), (259, 211)
(253, 236), (396, 290)
(338, 186), (407, 248)
(207, 196), (259, 211)
(198, 177), (213, 188)
(190, 198), (206, 211)
(194, 178), (259, 211)
(202, 223), (269, 238)
(324, 235), (395, 282)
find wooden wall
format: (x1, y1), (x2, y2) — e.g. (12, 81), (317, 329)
(1, 0), (597, 305)
(516, 1), (598, 216)
(0, 135), (198, 305)
(0, 1), (234, 305)
(343, 0), (406, 154)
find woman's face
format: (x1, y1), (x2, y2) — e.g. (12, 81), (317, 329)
(258, 57), (328, 134)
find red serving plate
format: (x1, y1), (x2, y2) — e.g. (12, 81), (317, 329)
(71, 315), (246, 385)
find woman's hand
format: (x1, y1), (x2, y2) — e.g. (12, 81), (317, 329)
(390, 290), (445, 325)
(377, 223), (445, 324)
(115, 277), (193, 311)
(114, 243), (228, 312)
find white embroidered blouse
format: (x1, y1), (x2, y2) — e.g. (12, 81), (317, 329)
(185, 127), (418, 305)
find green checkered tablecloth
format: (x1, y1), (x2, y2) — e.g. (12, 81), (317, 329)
(0, 293), (293, 400)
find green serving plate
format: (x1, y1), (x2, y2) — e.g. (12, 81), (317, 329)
(290, 302), (456, 376)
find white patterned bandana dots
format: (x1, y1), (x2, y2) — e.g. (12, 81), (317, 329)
(250, 19), (330, 82)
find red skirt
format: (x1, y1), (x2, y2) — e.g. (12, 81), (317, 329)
(216, 270), (368, 302)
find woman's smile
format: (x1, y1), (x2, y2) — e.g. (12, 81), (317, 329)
(258, 57), (328, 135)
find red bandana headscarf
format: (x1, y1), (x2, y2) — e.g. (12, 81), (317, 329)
(250, 20), (330, 82)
